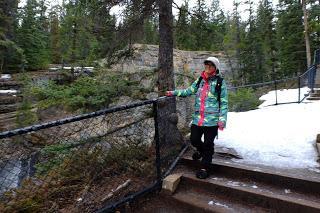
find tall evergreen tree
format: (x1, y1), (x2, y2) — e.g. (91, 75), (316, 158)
(240, 0), (260, 83)
(223, 1), (245, 84)
(208, 0), (227, 51)
(16, 0), (50, 70)
(175, 2), (193, 50)
(276, 0), (306, 77)
(142, 17), (159, 44)
(190, 0), (210, 50)
(0, 0), (24, 72)
(49, 8), (61, 64)
(302, 0), (312, 67)
(309, 0), (320, 56)
(256, 0), (277, 82)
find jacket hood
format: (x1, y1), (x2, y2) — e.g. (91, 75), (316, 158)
(204, 56), (220, 71)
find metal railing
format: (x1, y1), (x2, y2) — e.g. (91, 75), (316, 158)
(228, 65), (317, 106)
(0, 97), (186, 213)
(227, 49), (319, 107)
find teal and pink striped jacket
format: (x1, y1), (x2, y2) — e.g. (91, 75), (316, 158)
(173, 72), (228, 127)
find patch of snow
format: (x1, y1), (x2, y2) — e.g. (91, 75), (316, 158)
(259, 87), (310, 107)
(1, 74), (11, 80)
(284, 189), (291, 194)
(308, 168), (320, 173)
(227, 181), (240, 187)
(252, 185), (258, 189)
(0, 90), (17, 94)
(208, 201), (229, 208)
(215, 202), (229, 208)
(217, 87), (320, 169)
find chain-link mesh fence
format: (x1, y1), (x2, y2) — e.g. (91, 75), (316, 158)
(226, 65), (317, 110)
(0, 98), (186, 213)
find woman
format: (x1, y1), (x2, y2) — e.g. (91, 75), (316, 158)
(165, 57), (228, 179)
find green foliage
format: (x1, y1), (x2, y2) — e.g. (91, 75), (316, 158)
(16, 73), (38, 127)
(255, 0), (277, 82)
(30, 74), (133, 111)
(49, 9), (61, 64)
(59, 0), (116, 64)
(16, 99), (38, 128)
(0, 35), (25, 73)
(0, 138), (154, 212)
(35, 143), (75, 176)
(105, 144), (154, 177)
(16, 0), (50, 70)
(276, 1), (306, 77)
(228, 88), (263, 112)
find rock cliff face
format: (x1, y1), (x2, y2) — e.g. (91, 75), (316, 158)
(0, 72), (66, 131)
(104, 44), (236, 79)
(105, 44), (237, 132)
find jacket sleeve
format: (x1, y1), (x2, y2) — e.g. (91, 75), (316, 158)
(219, 80), (228, 125)
(172, 79), (199, 97)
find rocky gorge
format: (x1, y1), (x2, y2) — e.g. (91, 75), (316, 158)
(0, 44), (237, 195)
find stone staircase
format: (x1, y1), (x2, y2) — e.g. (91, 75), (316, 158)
(0, 77), (22, 131)
(139, 148), (320, 213)
(307, 65), (320, 100)
(307, 88), (320, 101)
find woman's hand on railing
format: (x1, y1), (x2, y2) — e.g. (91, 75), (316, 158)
(165, 91), (174, 97)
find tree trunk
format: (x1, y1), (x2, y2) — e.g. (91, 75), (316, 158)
(156, 0), (183, 148)
(158, 0), (175, 95)
(302, 0), (312, 67)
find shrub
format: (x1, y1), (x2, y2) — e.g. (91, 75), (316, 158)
(228, 88), (263, 112)
(30, 74), (134, 112)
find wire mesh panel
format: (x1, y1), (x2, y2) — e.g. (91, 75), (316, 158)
(155, 98), (186, 179)
(0, 102), (159, 212)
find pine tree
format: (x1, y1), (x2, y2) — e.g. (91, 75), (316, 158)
(142, 17), (159, 44)
(49, 8), (61, 64)
(309, 0), (320, 56)
(256, 0), (277, 82)
(276, 0), (306, 77)
(16, 0), (50, 70)
(0, 0), (24, 72)
(175, 2), (193, 50)
(240, 0), (260, 84)
(223, 1), (245, 84)
(302, 0), (312, 67)
(59, 0), (97, 64)
(190, 0), (210, 50)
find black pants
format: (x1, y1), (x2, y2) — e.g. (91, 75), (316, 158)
(190, 124), (218, 169)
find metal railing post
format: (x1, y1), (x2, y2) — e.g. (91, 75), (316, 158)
(153, 101), (161, 183)
(274, 80), (278, 105)
(298, 76), (301, 103)
(312, 66), (316, 93)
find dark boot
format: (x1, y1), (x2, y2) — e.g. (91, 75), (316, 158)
(192, 151), (202, 160)
(196, 168), (209, 179)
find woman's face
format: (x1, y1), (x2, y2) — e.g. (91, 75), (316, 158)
(204, 63), (216, 74)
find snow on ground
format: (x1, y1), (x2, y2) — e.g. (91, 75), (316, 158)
(0, 74), (11, 80)
(259, 87), (310, 107)
(0, 90), (17, 94)
(217, 87), (320, 169)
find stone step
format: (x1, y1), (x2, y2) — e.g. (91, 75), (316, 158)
(309, 94), (320, 98)
(0, 80), (21, 90)
(307, 97), (320, 101)
(0, 96), (22, 105)
(172, 177), (270, 213)
(0, 111), (17, 131)
(174, 159), (320, 213)
(0, 103), (19, 113)
(311, 89), (320, 94)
